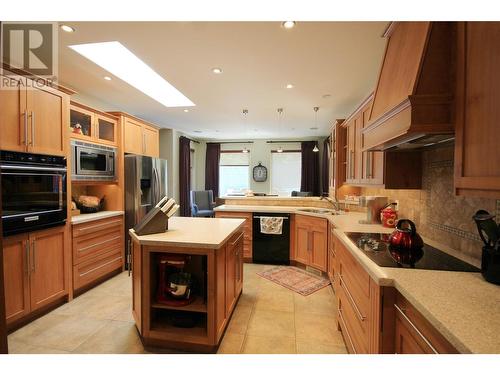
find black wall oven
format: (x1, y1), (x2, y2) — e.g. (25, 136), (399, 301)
(1, 151), (67, 236)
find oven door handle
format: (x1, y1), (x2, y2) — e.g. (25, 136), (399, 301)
(0, 165), (67, 172)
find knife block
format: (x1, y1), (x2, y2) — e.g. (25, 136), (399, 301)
(134, 206), (170, 236)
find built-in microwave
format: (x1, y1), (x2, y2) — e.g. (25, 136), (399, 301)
(71, 140), (116, 181)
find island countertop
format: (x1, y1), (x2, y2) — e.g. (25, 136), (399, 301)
(129, 216), (245, 249)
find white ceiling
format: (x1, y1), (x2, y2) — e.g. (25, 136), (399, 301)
(58, 22), (388, 139)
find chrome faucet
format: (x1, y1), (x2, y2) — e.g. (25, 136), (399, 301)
(320, 195), (341, 211)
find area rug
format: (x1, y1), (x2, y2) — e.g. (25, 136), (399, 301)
(257, 266), (331, 296)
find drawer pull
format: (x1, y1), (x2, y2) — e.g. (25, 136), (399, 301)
(79, 255), (122, 277)
(339, 274), (366, 322)
(76, 219), (122, 233)
(78, 235), (122, 252)
(338, 308), (357, 354)
(230, 232), (244, 247)
(394, 304), (438, 354)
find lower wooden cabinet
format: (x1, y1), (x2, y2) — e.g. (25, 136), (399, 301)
(327, 223), (337, 291)
(394, 292), (458, 354)
(225, 232), (244, 317)
(72, 215), (124, 291)
(294, 215), (328, 272)
(214, 211), (253, 261)
(2, 226), (69, 325)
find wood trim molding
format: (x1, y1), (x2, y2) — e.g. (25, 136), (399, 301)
(341, 93), (374, 127)
(70, 101), (119, 121)
(362, 98), (411, 135)
(382, 22), (397, 38)
(107, 111), (161, 130)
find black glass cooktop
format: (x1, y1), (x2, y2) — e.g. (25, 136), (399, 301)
(345, 232), (480, 272)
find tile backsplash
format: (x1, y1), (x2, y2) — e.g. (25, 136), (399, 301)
(361, 144), (499, 261)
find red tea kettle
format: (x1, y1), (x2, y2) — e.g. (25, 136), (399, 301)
(388, 219), (424, 267)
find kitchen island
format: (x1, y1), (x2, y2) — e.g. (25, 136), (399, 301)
(129, 216), (245, 353)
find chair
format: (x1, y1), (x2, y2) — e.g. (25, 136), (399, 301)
(291, 191), (312, 197)
(190, 190), (216, 217)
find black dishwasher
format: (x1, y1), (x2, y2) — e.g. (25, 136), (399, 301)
(252, 213), (290, 265)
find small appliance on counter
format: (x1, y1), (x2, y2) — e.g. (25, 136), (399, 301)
(380, 202), (398, 228)
(358, 196), (388, 224)
(73, 195), (104, 213)
(473, 210), (500, 285)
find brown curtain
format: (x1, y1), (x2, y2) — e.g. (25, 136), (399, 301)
(322, 137), (330, 196)
(300, 141), (320, 196)
(179, 136), (191, 217)
(205, 143), (221, 198)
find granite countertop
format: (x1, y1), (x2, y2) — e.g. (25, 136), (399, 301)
(129, 216), (245, 249)
(71, 210), (124, 225)
(216, 204), (500, 353)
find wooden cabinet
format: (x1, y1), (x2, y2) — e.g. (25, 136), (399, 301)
(214, 211), (253, 261)
(0, 73), (69, 156)
(225, 232), (243, 316)
(70, 102), (119, 146)
(394, 292), (458, 354)
(110, 112), (160, 157)
(72, 215), (124, 292)
(294, 215), (328, 272)
(2, 226), (69, 326)
(454, 22), (500, 198)
(327, 223), (337, 292)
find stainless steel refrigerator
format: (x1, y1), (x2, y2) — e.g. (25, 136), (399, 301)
(124, 154), (168, 269)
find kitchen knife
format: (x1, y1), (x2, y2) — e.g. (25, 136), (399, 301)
(155, 196), (168, 208)
(166, 204), (180, 218)
(160, 199), (176, 214)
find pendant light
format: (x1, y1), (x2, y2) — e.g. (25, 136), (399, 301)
(313, 107), (320, 152)
(242, 109), (249, 153)
(277, 108), (284, 153)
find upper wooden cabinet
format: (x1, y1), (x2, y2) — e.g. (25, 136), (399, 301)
(109, 112), (160, 157)
(454, 22), (500, 198)
(294, 215), (328, 272)
(0, 74), (69, 156)
(70, 102), (119, 146)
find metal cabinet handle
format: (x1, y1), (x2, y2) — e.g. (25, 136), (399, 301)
(31, 239), (36, 273)
(339, 274), (366, 322)
(22, 110), (28, 146)
(394, 304), (439, 354)
(127, 240), (132, 277)
(350, 151), (355, 179)
(230, 232), (244, 247)
(30, 111), (35, 146)
(24, 240), (30, 276)
(338, 308), (357, 354)
(77, 219), (122, 233)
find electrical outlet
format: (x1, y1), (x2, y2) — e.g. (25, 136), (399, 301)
(394, 200), (400, 211)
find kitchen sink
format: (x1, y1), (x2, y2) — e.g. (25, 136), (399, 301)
(297, 208), (341, 215)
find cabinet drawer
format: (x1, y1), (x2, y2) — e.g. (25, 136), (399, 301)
(73, 248), (123, 290)
(337, 240), (371, 315)
(73, 224), (123, 265)
(72, 216), (123, 238)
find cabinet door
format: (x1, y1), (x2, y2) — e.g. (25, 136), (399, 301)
(131, 240), (142, 334)
(2, 234), (30, 324)
(235, 234), (244, 297)
(0, 74), (27, 152)
(310, 227), (327, 272)
(29, 227), (68, 312)
(26, 82), (68, 156)
(346, 121), (356, 183)
(124, 118), (144, 154)
(225, 243), (236, 316)
(395, 315), (428, 354)
(454, 22), (500, 198)
(96, 114), (118, 145)
(143, 125), (159, 157)
(70, 104), (95, 141)
(295, 224), (310, 265)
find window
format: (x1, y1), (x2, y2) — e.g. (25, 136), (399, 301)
(271, 151), (301, 196)
(219, 151), (250, 196)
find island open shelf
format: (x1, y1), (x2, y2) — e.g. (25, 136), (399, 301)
(129, 217), (245, 353)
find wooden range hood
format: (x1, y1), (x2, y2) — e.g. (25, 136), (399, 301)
(363, 22), (456, 151)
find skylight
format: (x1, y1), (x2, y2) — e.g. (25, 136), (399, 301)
(69, 41), (195, 108)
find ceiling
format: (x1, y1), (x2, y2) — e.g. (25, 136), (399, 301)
(58, 22), (388, 139)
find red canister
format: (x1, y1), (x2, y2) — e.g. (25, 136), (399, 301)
(380, 203), (398, 228)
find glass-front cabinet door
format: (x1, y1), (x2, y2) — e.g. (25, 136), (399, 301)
(70, 105), (94, 140)
(96, 114), (117, 145)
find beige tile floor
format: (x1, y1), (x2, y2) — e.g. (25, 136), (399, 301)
(7, 263), (347, 354)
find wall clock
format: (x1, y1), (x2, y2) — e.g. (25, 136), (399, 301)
(253, 162), (268, 182)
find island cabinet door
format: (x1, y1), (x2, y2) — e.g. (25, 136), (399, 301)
(215, 245), (227, 341)
(132, 241), (142, 334)
(225, 232), (243, 316)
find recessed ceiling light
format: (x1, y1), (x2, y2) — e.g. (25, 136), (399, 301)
(286, 83), (294, 89)
(183, 109), (189, 112)
(60, 24), (75, 33)
(194, 130), (202, 133)
(212, 67), (223, 74)
(282, 21), (296, 29)
(69, 41), (195, 108)
(310, 127), (319, 130)
(103, 76), (112, 81)
(322, 94), (332, 99)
